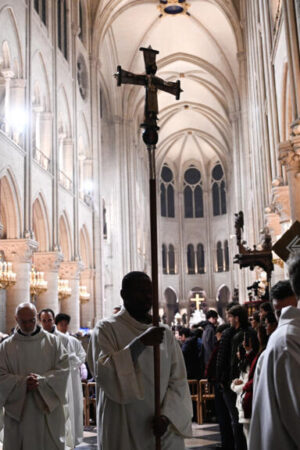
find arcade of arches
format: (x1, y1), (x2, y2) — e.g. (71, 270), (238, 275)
(0, 0), (299, 332)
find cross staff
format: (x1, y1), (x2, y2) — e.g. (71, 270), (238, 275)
(115, 46), (182, 450)
(190, 293), (205, 310)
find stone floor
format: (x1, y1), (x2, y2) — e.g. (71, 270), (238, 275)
(76, 422), (221, 449)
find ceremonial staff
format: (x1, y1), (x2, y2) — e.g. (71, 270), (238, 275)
(115, 46), (182, 450)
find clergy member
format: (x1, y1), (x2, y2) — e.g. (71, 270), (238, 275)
(0, 303), (69, 449)
(55, 313), (86, 446)
(88, 271), (193, 450)
(249, 252), (300, 449)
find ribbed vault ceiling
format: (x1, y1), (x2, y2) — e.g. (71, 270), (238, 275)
(93, 0), (243, 173)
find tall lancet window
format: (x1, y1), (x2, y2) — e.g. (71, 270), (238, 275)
(160, 165), (175, 218)
(57, 0), (68, 60)
(162, 244), (167, 274)
(184, 166), (203, 218)
(212, 163), (226, 216)
(34, 0), (47, 25)
(168, 244), (175, 274)
(187, 244), (195, 274)
(224, 240), (229, 271)
(216, 241), (224, 272)
(197, 243), (205, 274)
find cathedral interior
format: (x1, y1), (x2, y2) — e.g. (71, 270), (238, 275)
(0, 0), (299, 333)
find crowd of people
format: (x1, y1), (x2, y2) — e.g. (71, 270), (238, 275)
(173, 256), (300, 450)
(0, 253), (300, 449)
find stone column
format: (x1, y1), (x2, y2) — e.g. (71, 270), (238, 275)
(0, 239), (38, 333)
(59, 261), (83, 333)
(33, 251), (64, 315)
(39, 112), (53, 161)
(278, 133), (300, 221)
(80, 268), (94, 328)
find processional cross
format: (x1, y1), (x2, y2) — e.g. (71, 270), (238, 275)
(191, 293), (205, 311)
(115, 47), (182, 450)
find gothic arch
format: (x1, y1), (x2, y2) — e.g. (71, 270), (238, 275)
(57, 85), (72, 138)
(0, 168), (22, 238)
(58, 212), (72, 260)
(0, 5), (24, 77)
(79, 225), (92, 268)
(32, 194), (50, 251)
(281, 63), (292, 141)
(32, 51), (51, 111)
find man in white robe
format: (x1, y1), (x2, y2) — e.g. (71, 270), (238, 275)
(88, 271), (193, 450)
(0, 303), (69, 450)
(56, 313), (86, 446)
(249, 252), (300, 450)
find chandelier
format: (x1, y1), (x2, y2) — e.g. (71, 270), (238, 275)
(79, 285), (90, 303)
(58, 279), (72, 300)
(0, 260), (16, 289)
(30, 266), (48, 297)
(158, 0), (190, 16)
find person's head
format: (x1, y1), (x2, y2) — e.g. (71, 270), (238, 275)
(15, 303), (37, 334)
(259, 302), (273, 321)
(55, 313), (71, 333)
(287, 252), (300, 300)
(227, 305), (248, 329)
(225, 301), (238, 322)
(38, 308), (55, 332)
(270, 280), (297, 318)
(265, 311), (278, 336)
(250, 311), (260, 329)
(121, 272), (152, 317)
(113, 306), (121, 314)
(206, 309), (218, 325)
(178, 327), (191, 343)
(215, 323), (229, 341)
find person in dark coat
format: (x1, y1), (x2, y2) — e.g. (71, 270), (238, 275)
(179, 328), (203, 380)
(202, 310), (218, 367)
(216, 305), (258, 450)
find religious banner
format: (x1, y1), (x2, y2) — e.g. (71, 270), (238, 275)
(272, 221), (300, 262)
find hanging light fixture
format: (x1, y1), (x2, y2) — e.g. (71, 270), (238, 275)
(79, 285), (90, 303)
(30, 266), (48, 297)
(158, 0), (190, 16)
(58, 279), (72, 300)
(0, 258), (16, 289)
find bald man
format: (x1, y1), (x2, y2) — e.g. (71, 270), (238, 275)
(0, 303), (69, 450)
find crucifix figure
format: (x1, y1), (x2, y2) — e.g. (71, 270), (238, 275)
(190, 293), (205, 311)
(115, 47), (182, 450)
(115, 46), (182, 146)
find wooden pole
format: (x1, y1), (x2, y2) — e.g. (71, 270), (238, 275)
(147, 144), (161, 450)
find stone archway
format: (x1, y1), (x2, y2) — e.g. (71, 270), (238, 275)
(216, 284), (231, 319)
(164, 286), (178, 325)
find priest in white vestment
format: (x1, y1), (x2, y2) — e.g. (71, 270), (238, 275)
(88, 271), (193, 450)
(249, 306), (300, 450)
(56, 313), (86, 445)
(0, 303), (69, 450)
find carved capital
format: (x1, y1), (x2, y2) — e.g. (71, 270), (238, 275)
(271, 185), (291, 223)
(264, 211), (282, 238)
(60, 261), (84, 280)
(291, 118), (300, 137)
(278, 140), (300, 171)
(0, 239), (38, 263)
(33, 251), (64, 273)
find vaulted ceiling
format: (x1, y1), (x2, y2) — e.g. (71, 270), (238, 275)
(92, 0), (244, 177)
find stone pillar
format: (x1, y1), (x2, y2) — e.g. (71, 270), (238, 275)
(59, 261), (83, 333)
(80, 268), (94, 328)
(0, 290), (6, 332)
(9, 78), (26, 145)
(278, 134), (300, 221)
(0, 239), (38, 333)
(39, 112), (53, 160)
(33, 251), (64, 315)
(63, 138), (73, 182)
